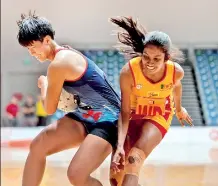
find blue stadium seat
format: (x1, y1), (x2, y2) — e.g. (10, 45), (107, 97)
(195, 49), (218, 125)
(80, 49), (125, 93)
(53, 48), (216, 125)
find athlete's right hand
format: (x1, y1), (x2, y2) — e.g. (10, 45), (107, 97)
(176, 107), (193, 127)
(111, 146), (125, 174)
(38, 75), (48, 89)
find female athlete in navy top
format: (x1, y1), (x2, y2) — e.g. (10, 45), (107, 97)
(55, 47), (120, 124)
(17, 12), (120, 186)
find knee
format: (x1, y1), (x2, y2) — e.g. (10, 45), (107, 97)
(134, 138), (160, 158)
(134, 143), (149, 158)
(67, 167), (87, 186)
(125, 147), (146, 177)
(29, 133), (47, 157)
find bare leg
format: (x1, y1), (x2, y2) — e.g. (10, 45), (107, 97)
(122, 122), (163, 186)
(22, 116), (86, 186)
(67, 134), (112, 186)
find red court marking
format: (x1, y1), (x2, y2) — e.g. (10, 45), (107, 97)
(1, 139), (32, 149)
(209, 129), (218, 141)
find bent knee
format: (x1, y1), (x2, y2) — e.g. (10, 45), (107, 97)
(67, 167), (87, 186)
(134, 143), (150, 158)
(125, 147), (146, 177)
(29, 132), (49, 156)
(135, 137), (162, 157)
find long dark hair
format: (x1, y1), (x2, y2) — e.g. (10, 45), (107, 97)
(110, 16), (184, 63)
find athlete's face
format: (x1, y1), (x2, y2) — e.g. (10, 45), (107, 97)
(27, 36), (51, 62)
(142, 45), (167, 74)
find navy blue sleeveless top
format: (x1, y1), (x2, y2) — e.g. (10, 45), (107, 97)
(56, 47), (121, 124)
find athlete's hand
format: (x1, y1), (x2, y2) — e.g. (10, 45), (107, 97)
(176, 107), (193, 127)
(111, 146), (125, 174)
(38, 75), (48, 89)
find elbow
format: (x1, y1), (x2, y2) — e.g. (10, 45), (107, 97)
(173, 84), (182, 93)
(121, 109), (131, 119)
(122, 106), (131, 114)
(45, 110), (56, 115)
(122, 109), (130, 115)
(44, 100), (58, 115)
(45, 106), (56, 115)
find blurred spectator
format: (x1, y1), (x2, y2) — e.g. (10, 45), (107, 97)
(2, 95), (20, 127)
(22, 94), (37, 127)
(36, 95), (47, 126)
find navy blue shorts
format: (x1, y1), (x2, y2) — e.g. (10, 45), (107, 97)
(65, 112), (118, 149)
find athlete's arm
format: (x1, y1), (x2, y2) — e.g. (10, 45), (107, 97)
(117, 64), (133, 147)
(112, 64), (132, 170)
(173, 63), (193, 126)
(42, 51), (86, 115)
(173, 63), (184, 112)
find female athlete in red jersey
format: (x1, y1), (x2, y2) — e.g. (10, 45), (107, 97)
(109, 17), (193, 186)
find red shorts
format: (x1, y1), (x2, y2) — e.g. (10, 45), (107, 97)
(124, 119), (167, 154)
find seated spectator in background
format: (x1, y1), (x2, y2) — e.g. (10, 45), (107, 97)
(3, 95), (20, 127)
(22, 94), (37, 127)
(36, 95), (47, 126)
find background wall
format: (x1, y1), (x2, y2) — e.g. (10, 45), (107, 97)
(1, 0), (218, 110)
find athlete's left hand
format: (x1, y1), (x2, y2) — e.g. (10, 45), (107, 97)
(176, 107), (193, 127)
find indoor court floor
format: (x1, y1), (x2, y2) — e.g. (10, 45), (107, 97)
(1, 147), (218, 186)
